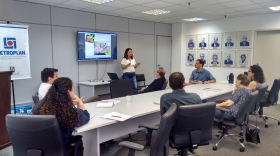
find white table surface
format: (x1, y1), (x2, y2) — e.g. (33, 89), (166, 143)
(76, 83), (235, 133)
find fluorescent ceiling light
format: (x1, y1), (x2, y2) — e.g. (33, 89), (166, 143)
(83, 0), (114, 4)
(268, 6), (280, 11)
(182, 17), (206, 22)
(142, 9), (171, 15)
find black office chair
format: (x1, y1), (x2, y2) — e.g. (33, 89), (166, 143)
(6, 114), (83, 156)
(32, 91), (39, 105)
(169, 102), (216, 156)
(119, 103), (178, 156)
(136, 74), (146, 90)
(110, 79), (134, 98)
(161, 80), (168, 90)
(213, 91), (259, 152)
(258, 79), (280, 128)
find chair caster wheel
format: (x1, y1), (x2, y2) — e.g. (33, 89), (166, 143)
(240, 147), (245, 152)
(265, 125), (268, 128)
(213, 146), (218, 151)
(278, 121), (280, 125)
(240, 138), (244, 143)
(264, 116), (268, 119)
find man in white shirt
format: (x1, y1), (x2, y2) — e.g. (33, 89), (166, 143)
(38, 68), (58, 100)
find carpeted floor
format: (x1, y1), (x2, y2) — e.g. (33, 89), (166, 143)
(1, 105), (280, 156)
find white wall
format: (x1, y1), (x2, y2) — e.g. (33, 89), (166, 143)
(172, 13), (280, 82)
(0, 0), (171, 105)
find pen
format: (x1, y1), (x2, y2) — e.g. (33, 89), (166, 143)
(112, 115), (121, 118)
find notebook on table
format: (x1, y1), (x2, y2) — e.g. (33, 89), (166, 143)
(96, 101), (114, 108)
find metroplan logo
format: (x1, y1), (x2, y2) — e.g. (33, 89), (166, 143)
(3, 37), (17, 49)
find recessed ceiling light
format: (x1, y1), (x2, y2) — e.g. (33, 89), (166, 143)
(182, 17), (206, 22)
(268, 6), (280, 11)
(142, 9), (171, 15)
(83, 0), (114, 4)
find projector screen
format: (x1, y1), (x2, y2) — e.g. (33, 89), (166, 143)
(77, 31), (117, 61)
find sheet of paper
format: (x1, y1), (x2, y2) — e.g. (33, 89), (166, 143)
(96, 101), (114, 108)
(100, 112), (132, 122)
(102, 99), (121, 105)
(90, 114), (95, 120)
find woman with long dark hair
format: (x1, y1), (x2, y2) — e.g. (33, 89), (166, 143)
(248, 64), (265, 90)
(33, 77), (89, 147)
(121, 48), (140, 89)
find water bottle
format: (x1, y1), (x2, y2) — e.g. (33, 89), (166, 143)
(227, 73), (234, 84)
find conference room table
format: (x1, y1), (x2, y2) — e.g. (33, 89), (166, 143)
(75, 83), (235, 156)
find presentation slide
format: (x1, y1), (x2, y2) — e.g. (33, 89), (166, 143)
(84, 33), (111, 59)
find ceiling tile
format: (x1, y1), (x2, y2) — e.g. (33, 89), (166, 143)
(28, 0), (68, 4)
(196, 4), (227, 11)
(259, 1), (280, 7)
(107, 9), (136, 15)
(159, 5), (189, 11)
(126, 12), (150, 18)
(141, 1), (176, 8)
(162, 0), (197, 5)
(153, 12), (181, 18)
(140, 15), (166, 20)
(208, 0), (236, 3)
(250, 0), (280, 4)
(56, 4), (81, 10)
(120, 0), (158, 5)
(221, 0), (255, 7)
(84, 5), (117, 12)
(123, 5), (153, 12)
(27, 0), (62, 5)
(61, 0), (96, 8)
(233, 4), (264, 11)
(181, 0), (214, 8)
(103, 1), (136, 9)
(173, 8), (201, 15)
(207, 8), (236, 14)
(225, 11), (250, 17)
(243, 8), (274, 13)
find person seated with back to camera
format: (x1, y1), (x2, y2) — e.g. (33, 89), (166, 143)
(189, 59), (216, 84)
(38, 68), (100, 104)
(135, 67), (166, 94)
(33, 77), (89, 153)
(215, 74), (252, 121)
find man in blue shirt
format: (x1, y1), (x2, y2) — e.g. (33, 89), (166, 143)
(189, 59), (216, 84)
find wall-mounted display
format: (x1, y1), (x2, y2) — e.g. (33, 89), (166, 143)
(186, 51), (196, 66)
(223, 32), (236, 49)
(209, 33), (222, 50)
(197, 34), (208, 50)
(197, 51), (208, 66)
(236, 50), (251, 68)
(238, 31), (253, 49)
(209, 51), (221, 67)
(187, 35), (196, 50)
(222, 50), (235, 67)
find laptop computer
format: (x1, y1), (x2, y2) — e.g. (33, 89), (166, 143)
(107, 73), (119, 80)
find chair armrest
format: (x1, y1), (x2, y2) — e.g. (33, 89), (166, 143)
(138, 124), (158, 130)
(119, 141), (145, 151)
(216, 107), (230, 113)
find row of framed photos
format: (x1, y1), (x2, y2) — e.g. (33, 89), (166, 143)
(187, 31), (253, 50)
(186, 50), (251, 68)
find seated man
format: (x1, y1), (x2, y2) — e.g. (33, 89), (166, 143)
(160, 72), (202, 115)
(136, 67), (166, 94)
(189, 59), (216, 84)
(38, 68), (100, 103)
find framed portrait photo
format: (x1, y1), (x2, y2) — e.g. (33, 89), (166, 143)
(209, 33), (222, 50)
(197, 51), (208, 66)
(238, 31), (253, 49)
(197, 34), (209, 50)
(208, 51), (221, 67)
(236, 50), (251, 68)
(186, 35), (196, 50)
(222, 50), (235, 68)
(223, 32), (236, 49)
(186, 51), (196, 66)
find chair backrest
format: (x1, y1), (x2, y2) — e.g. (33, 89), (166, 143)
(6, 115), (64, 156)
(32, 91), (39, 105)
(235, 91), (259, 124)
(267, 79), (280, 104)
(150, 103), (178, 156)
(161, 80), (168, 90)
(110, 79), (134, 98)
(169, 102), (216, 149)
(136, 74), (146, 82)
(250, 85), (268, 112)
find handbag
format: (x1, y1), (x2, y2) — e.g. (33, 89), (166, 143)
(245, 115), (261, 144)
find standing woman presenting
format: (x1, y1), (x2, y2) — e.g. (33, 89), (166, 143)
(121, 48), (140, 89)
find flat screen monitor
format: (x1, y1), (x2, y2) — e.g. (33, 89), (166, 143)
(77, 31), (117, 61)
